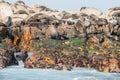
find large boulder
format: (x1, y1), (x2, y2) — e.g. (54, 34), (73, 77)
(0, 2), (13, 26)
(0, 2), (13, 20)
(80, 7), (102, 17)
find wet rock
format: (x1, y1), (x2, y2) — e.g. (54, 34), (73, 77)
(0, 49), (18, 68)
(109, 58), (120, 73)
(0, 49), (7, 68)
(25, 53), (72, 70)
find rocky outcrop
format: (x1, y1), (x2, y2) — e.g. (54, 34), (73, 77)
(0, 1), (120, 73)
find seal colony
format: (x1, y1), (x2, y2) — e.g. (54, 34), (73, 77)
(0, 1), (120, 73)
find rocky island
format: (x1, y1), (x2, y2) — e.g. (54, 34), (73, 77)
(0, 1), (120, 73)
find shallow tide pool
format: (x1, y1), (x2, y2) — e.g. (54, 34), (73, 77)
(0, 66), (120, 80)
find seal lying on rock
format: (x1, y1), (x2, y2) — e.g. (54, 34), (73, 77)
(45, 25), (59, 39)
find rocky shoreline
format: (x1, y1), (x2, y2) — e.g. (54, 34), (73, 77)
(0, 1), (120, 73)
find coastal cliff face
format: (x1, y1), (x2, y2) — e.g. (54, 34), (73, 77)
(0, 1), (120, 73)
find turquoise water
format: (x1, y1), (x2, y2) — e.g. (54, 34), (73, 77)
(0, 66), (120, 80)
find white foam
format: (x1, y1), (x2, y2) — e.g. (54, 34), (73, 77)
(73, 77), (98, 80)
(18, 60), (24, 66)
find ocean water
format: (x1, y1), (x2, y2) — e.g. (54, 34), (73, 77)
(0, 66), (120, 80)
